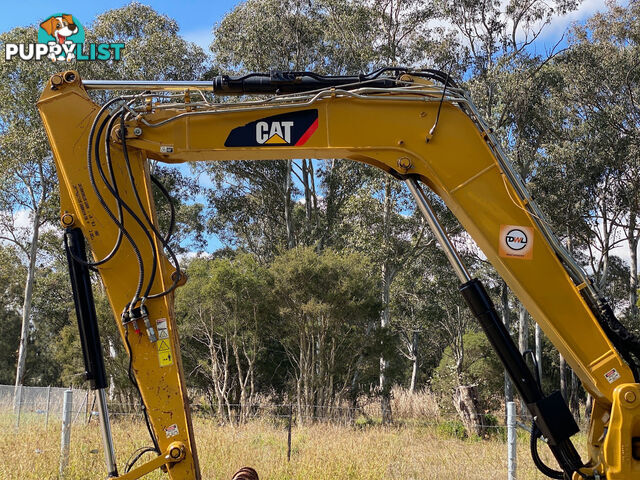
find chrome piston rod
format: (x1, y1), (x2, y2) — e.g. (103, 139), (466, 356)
(404, 177), (470, 283)
(83, 80), (214, 91)
(96, 388), (118, 477)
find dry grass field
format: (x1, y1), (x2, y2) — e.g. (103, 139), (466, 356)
(0, 412), (582, 480)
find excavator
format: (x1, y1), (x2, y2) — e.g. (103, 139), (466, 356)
(37, 68), (640, 480)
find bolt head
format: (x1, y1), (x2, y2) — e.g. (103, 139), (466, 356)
(397, 156), (412, 172)
(61, 213), (74, 227)
(625, 391), (637, 404)
(133, 127), (142, 136)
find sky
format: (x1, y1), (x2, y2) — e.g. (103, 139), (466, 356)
(0, 0), (239, 49)
(0, 0), (623, 53)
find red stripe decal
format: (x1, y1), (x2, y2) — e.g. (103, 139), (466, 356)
(295, 118), (318, 146)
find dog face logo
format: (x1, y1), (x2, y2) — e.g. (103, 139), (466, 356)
(37, 13), (85, 61)
(40, 15), (78, 44)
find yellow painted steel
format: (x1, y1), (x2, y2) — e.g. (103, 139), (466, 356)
(118, 442), (186, 480)
(37, 71), (640, 479)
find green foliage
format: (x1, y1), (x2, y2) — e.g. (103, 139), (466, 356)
(270, 247), (381, 400)
(0, 246), (24, 384)
(431, 331), (503, 411)
(85, 2), (208, 80)
(435, 419), (466, 439)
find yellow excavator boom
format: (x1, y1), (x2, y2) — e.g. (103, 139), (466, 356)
(37, 69), (640, 479)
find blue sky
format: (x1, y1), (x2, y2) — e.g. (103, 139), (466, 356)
(0, 0), (623, 54)
(0, 0), (241, 50)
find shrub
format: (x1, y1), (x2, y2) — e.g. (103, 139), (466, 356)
(431, 331), (504, 412)
(436, 419), (466, 439)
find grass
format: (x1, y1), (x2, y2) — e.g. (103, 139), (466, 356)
(0, 413), (581, 480)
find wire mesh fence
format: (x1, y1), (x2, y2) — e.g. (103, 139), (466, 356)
(0, 383), (532, 434)
(1, 386), (547, 479)
(2, 385), (541, 443)
(0, 384), (91, 429)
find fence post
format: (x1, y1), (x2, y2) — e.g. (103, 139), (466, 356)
(14, 384), (22, 433)
(45, 386), (51, 430)
(60, 389), (73, 477)
(287, 403), (293, 462)
(507, 401), (516, 480)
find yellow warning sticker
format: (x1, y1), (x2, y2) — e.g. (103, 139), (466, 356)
(157, 339), (173, 367)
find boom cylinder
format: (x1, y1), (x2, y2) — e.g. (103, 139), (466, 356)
(64, 227), (118, 477)
(404, 177), (583, 476)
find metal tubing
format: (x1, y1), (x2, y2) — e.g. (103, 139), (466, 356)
(59, 389), (72, 477)
(507, 401), (516, 480)
(83, 80), (214, 91)
(96, 389), (118, 477)
(404, 177), (471, 283)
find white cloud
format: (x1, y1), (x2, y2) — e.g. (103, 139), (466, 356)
(0, 209), (55, 248)
(541, 0), (628, 44)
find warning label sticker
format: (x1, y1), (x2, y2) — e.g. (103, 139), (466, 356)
(156, 318), (169, 339)
(499, 225), (534, 260)
(605, 368), (621, 384)
(157, 338), (173, 367)
(165, 424), (179, 438)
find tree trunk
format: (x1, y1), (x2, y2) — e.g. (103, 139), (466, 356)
(629, 232), (638, 322)
(453, 385), (485, 438)
(409, 331), (418, 394)
(585, 394), (593, 423)
(379, 177), (393, 425)
(13, 211), (40, 411)
(284, 160), (295, 249)
(569, 370), (580, 425)
(517, 303), (528, 416)
(518, 303), (528, 353)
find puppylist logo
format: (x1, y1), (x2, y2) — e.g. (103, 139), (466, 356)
(5, 13), (124, 61)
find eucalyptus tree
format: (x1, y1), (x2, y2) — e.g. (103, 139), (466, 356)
(177, 254), (273, 422)
(0, 246), (25, 385)
(0, 26), (61, 407)
(269, 247), (380, 420)
(552, 3), (640, 322)
(0, 4), (208, 406)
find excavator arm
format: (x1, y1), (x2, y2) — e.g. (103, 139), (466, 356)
(37, 69), (640, 479)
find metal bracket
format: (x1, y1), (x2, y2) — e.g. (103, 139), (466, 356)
(116, 442), (186, 480)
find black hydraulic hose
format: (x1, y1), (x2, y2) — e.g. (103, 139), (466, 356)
(72, 97), (126, 268)
(211, 68), (457, 95)
(124, 326), (160, 454)
(150, 173), (176, 244)
(119, 115), (182, 300)
(87, 104), (146, 309)
(94, 108), (150, 308)
(530, 424), (564, 479)
(102, 111), (157, 301)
